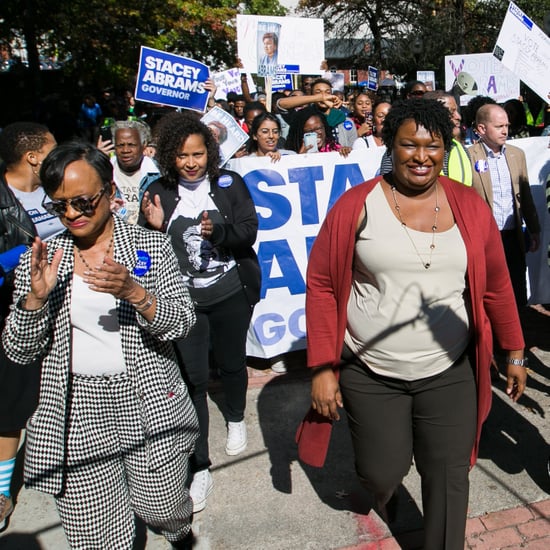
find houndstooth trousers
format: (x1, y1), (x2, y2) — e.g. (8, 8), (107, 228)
(54, 372), (192, 549)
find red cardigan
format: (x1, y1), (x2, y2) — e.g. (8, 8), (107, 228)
(297, 176), (524, 468)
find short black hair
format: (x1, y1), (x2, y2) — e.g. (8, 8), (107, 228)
(381, 99), (454, 154)
(155, 111), (220, 190)
(0, 122), (51, 166)
(40, 141), (113, 196)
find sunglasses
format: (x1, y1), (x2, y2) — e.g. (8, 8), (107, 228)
(42, 188), (107, 217)
(409, 90), (426, 97)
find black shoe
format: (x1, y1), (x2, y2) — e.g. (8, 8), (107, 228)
(172, 530), (194, 549)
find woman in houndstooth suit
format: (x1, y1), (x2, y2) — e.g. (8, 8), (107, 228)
(2, 141), (199, 549)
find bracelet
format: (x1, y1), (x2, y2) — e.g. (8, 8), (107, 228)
(133, 289), (149, 308)
(506, 357), (528, 367)
(135, 292), (155, 312)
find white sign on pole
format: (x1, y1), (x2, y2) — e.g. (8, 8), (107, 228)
(493, 2), (550, 103)
(237, 15), (324, 76)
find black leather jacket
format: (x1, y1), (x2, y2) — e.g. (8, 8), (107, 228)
(0, 164), (36, 320)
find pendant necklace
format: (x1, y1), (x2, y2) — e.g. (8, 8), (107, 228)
(390, 184), (440, 269)
(75, 233), (114, 271)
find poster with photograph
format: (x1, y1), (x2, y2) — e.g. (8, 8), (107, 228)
(417, 70), (435, 91)
(237, 15), (324, 76)
(200, 107), (249, 166)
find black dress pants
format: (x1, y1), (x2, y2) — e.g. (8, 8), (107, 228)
(339, 351), (477, 550)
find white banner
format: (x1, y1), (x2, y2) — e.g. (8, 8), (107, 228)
(494, 2), (550, 104)
(228, 139), (550, 359)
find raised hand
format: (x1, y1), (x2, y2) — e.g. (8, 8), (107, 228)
(200, 210), (213, 240)
(25, 237), (63, 310)
(141, 191), (165, 230)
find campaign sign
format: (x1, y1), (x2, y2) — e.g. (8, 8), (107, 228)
(135, 46), (210, 112)
(367, 66), (379, 90)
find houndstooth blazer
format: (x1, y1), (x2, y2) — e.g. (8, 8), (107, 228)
(2, 215), (199, 496)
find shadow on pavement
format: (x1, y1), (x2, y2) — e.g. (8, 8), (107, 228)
(255, 363), (424, 545)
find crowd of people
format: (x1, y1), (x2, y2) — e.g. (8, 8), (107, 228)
(0, 70), (548, 549)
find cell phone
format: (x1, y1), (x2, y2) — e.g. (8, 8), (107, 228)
(100, 126), (112, 142)
(303, 132), (318, 152)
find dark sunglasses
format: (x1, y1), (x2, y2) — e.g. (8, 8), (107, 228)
(42, 188), (107, 217)
(409, 90), (426, 97)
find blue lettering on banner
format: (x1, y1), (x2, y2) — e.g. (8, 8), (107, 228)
(244, 169), (291, 230)
(252, 308), (305, 345)
(257, 239), (305, 299)
(288, 166), (324, 225)
(327, 163), (366, 211)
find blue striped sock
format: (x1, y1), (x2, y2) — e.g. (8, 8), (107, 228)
(0, 457), (16, 497)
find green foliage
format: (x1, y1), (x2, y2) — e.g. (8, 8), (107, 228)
(0, 0), (288, 92)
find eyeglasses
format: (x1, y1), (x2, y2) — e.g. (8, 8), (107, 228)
(258, 128), (280, 136)
(409, 90), (426, 97)
(42, 188), (107, 217)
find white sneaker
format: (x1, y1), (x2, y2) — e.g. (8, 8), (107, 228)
(225, 420), (247, 456)
(270, 358), (287, 374)
(189, 469), (213, 513)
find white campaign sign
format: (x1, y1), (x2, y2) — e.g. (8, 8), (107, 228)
(228, 140), (550, 359)
(445, 52), (520, 106)
(493, 2), (550, 103)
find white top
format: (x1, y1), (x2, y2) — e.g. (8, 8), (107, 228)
(111, 155), (159, 225)
(344, 183), (470, 381)
(70, 274), (126, 375)
(352, 135), (380, 151)
(9, 185), (65, 241)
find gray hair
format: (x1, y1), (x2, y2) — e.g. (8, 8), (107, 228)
(111, 119), (152, 145)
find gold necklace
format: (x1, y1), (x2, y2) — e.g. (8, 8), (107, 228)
(75, 234), (114, 271)
(390, 184), (440, 269)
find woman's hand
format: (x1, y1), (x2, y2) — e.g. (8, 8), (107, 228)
(505, 360), (527, 402)
(311, 366), (342, 420)
(357, 121), (373, 137)
(338, 146), (352, 158)
(25, 238), (63, 310)
(200, 210), (213, 239)
(266, 151), (282, 163)
(82, 256), (140, 301)
(141, 191), (165, 230)
(97, 135), (114, 155)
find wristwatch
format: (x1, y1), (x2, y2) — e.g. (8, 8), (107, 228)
(506, 357), (528, 367)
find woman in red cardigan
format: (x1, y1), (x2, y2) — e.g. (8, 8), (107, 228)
(302, 99), (526, 550)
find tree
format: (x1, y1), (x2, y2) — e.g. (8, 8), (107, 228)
(296, 0), (550, 83)
(0, 0), (287, 95)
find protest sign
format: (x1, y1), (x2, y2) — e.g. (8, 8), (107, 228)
(445, 52), (520, 106)
(228, 139), (549, 359)
(200, 107), (249, 166)
(237, 15), (324, 77)
(212, 68), (243, 99)
(135, 46), (209, 112)
(493, 2), (550, 103)
(417, 70), (435, 91)
(367, 66), (379, 90)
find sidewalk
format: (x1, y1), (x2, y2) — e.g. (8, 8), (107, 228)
(1, 306), (549, 549)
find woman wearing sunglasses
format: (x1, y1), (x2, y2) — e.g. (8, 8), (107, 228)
(2, 141), (199, 549)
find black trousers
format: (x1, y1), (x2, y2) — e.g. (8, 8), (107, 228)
(500, 229), (527, 308)
(173, 289), (252, 472)
(339, 351), (477, 550)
